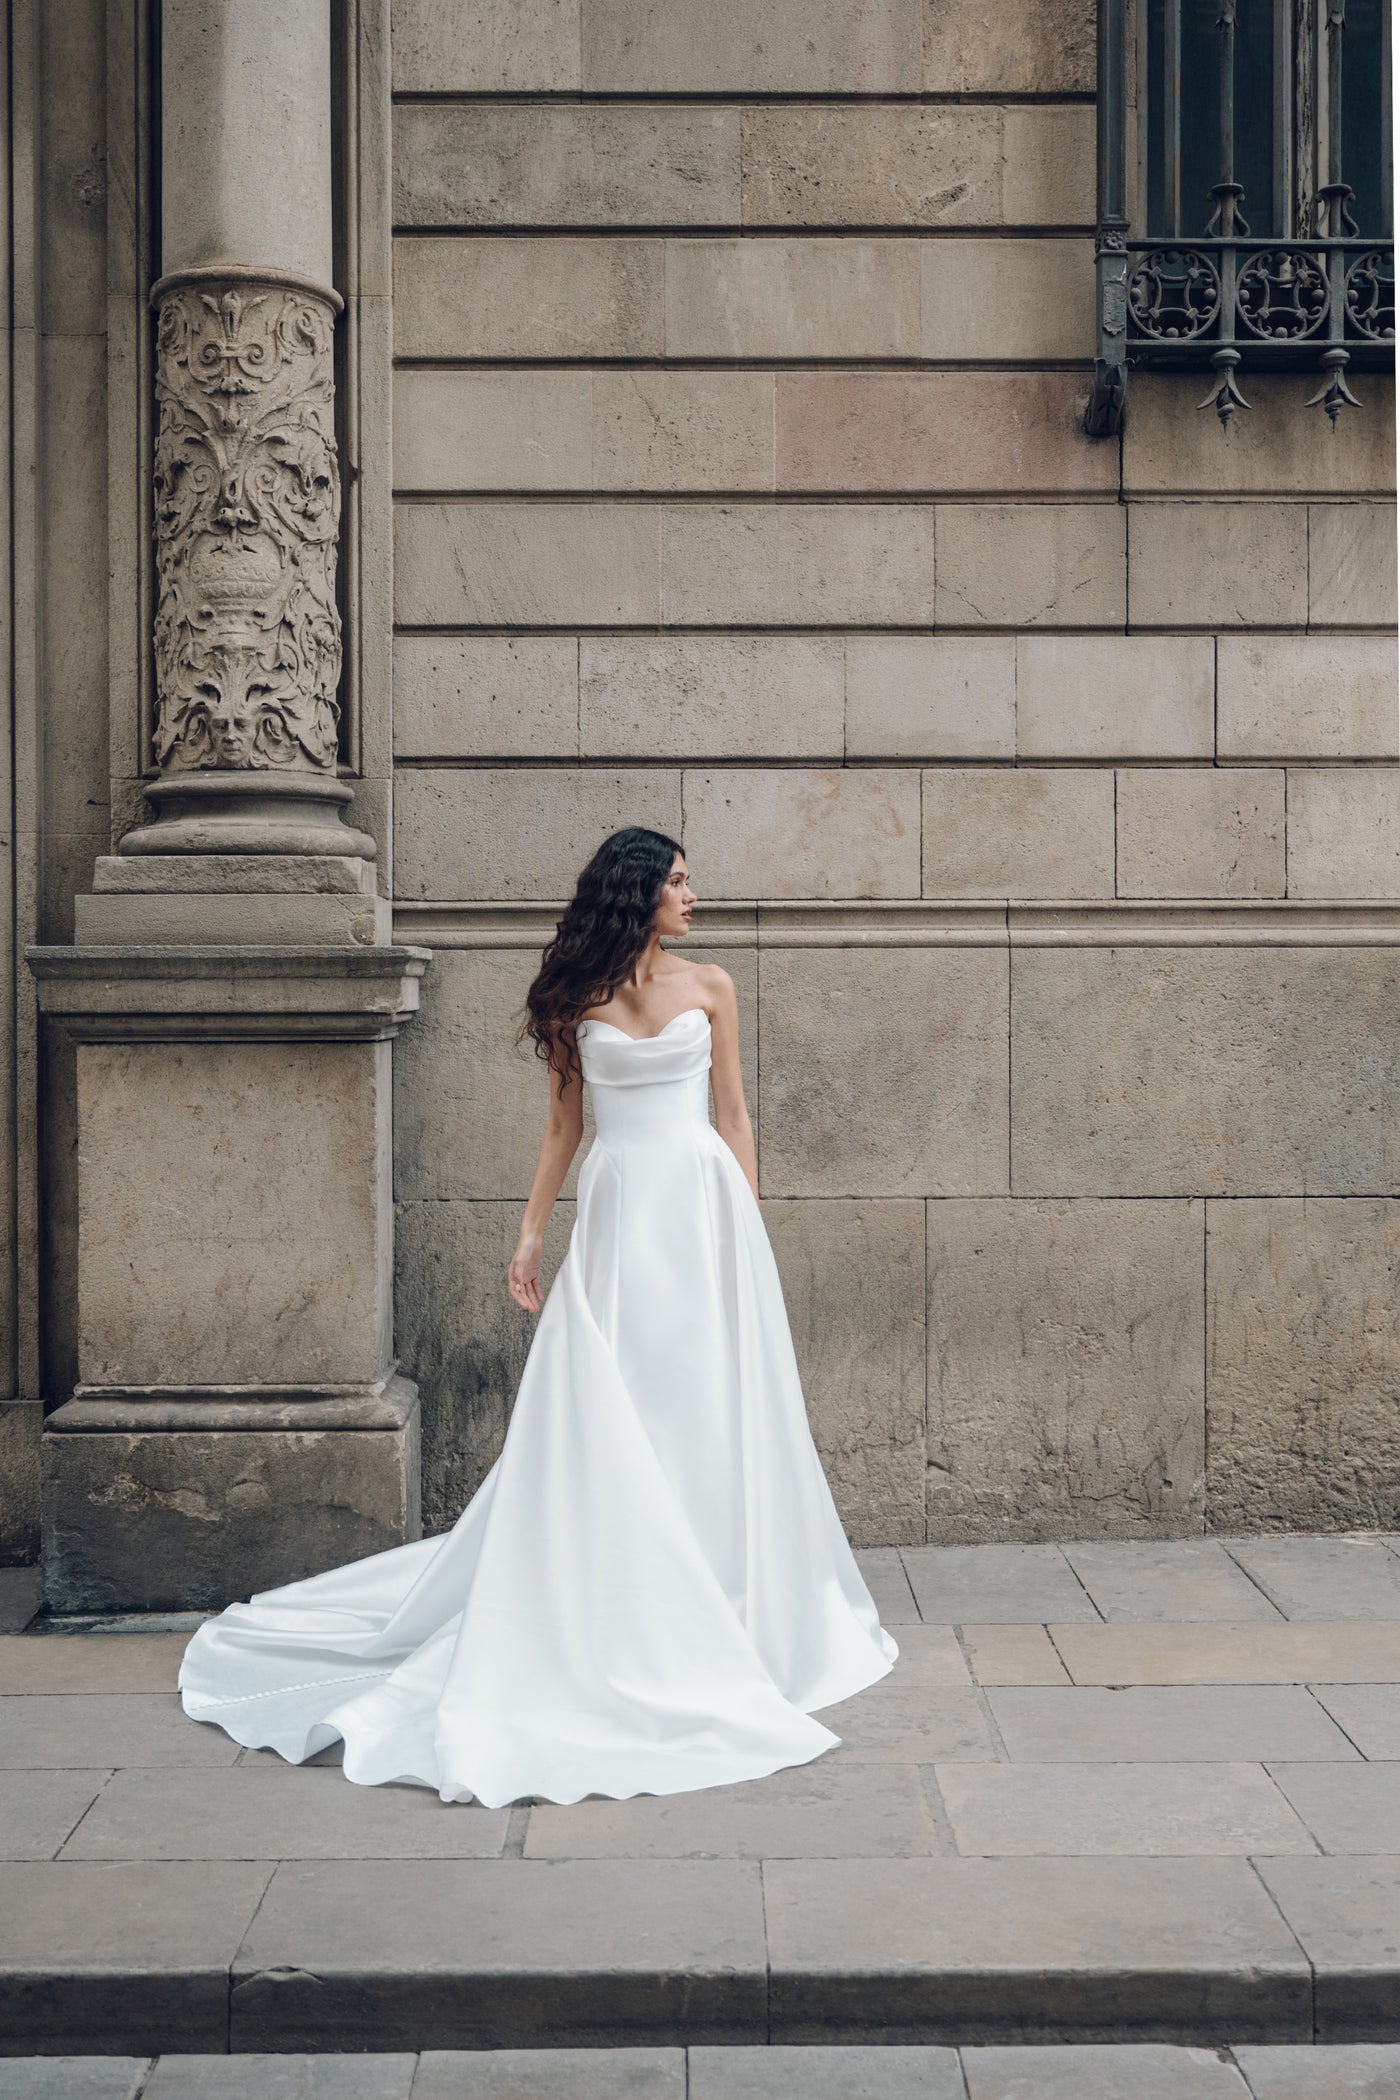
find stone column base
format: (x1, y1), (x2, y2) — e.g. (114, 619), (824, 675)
(42, 1376), (421, 1614)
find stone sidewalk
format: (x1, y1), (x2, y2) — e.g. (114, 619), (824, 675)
(4, 2042), (1400, 2099)
(1, 1537), (1399, 2069)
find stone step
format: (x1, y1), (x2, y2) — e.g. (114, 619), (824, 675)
(6, 1820), (1399, 2054)
(1, 1852), (1397, 2055)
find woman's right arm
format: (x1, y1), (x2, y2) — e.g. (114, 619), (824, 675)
(508, 1059), (585, 1312)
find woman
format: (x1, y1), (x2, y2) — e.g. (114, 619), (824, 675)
(179, 827), (897, 1805)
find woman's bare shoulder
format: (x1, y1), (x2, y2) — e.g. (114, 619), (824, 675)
(673, 958), (734, 994)
(686, 961), (737, 1019)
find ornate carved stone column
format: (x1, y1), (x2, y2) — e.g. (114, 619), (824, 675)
(28, 0), (426, 1611)
(125, 0), (372, 860)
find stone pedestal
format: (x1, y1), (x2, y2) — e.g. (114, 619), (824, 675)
(29, 940), (430, 1612)
(16, 2), (434, 1610)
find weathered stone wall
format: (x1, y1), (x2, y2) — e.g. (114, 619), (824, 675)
(0, 0), (119, 1559)
(386, 0), (1399, 1545)
(7, 0), (1393, 1569)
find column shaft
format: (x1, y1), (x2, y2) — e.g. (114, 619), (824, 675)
(123, 0), (369, 859)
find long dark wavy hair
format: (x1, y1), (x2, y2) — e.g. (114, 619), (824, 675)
(519, 826), (685, 1083)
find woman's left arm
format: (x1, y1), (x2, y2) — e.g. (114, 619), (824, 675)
(706, 966), (759, 1201)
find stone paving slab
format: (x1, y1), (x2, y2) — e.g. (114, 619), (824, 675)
(0, 1769), (110, 1860)
(59, 1765), (510, 1862)
(988, 1686), (1361, 1764)
(686, 2045), (966, 2097)
(0, 2066), (147, 2100)
(1050, 1622), (1400, 1685)
(0, 1859), (272, 2052)
(902, 1545), (1100, 1624)
(1062, 1544), (1281, 1624)
(815, 1679), (995, 1763)
(761, 1856), (1313, 2043)
(1266, 1762), (1400, 1854)
(0, 1635), (184, 1693)
(1252, 1856), (1400, 2040)
(960, 2042), (1250, 2097)
(0, 1693), (240, 1769)
(147, 2059), (418, 2098)
(524, 1760), (939, 1859)
(1313, 1685), (1400, 1760)
(875, 1624), (970, 1682)
(414, 2050), (686, 2098)
(1222, 1540), (1400, 1622)
(854, 1548), (920, 1624)
(1234, 2042), (1400, 2096)
(934, 1762), (1318, 1857)
(231, 1858), (770, 2051)
(961, 1624), (1071, 1685)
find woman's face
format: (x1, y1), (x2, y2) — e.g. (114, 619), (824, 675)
(653, 852), (696, 939)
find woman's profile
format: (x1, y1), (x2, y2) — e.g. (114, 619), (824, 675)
(178, 826), (898, 1804)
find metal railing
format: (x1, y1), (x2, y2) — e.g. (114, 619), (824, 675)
(1086, 0), (1395, 434)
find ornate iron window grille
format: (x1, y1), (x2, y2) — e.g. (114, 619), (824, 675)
(1086, 0), (1395, 433)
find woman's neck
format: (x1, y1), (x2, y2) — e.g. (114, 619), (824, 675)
(627, 934), (666, 984)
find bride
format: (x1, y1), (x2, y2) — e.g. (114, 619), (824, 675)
(179, 826), (898, 1805)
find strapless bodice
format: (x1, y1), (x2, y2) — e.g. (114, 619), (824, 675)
(578, 1006), (712, 1145)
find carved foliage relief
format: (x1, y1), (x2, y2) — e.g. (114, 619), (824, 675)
(152, 282), (342, 773)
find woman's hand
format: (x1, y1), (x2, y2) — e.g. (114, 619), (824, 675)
(508, 1233), (545, 1313)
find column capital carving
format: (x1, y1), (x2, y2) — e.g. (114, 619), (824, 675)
(150, 262), (344, 314)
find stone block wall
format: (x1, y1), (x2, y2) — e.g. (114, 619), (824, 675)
(386, 0), (1399, 1543)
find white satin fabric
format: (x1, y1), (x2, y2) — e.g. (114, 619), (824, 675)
(179, 1006), (897, 1805)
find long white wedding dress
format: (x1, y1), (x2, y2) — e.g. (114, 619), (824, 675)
(179, 1005), (898, 1804)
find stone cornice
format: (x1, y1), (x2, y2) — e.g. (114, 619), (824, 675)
(392, 900), (1400, 950)
(26, 945), (432, 1040)
(50, 1370), (417, 1434)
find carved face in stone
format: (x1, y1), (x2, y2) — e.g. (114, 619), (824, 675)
(162, 627), (330, 771)
(177, 672), (292, 769)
